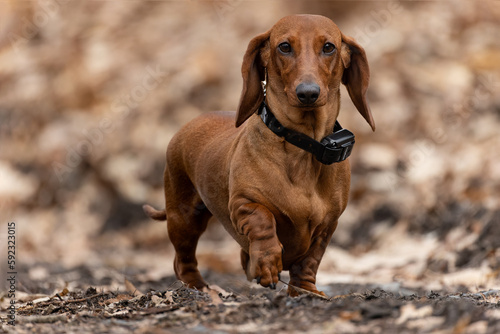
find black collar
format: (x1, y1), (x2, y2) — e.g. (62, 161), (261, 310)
(258, 101), (355, 165)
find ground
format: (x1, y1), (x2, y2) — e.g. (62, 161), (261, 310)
(4, 266), (500, 334)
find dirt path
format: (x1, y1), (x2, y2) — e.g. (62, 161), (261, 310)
(2, 267), (500, 333)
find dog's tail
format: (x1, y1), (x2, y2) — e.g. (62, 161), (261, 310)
(142, 204), (167, 221)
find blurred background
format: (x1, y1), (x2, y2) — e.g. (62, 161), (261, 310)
(1, 0), (499, 294)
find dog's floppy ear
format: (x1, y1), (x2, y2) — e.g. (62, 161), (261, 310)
(236, 30), (270, 127)
(341, 34), (375, 131)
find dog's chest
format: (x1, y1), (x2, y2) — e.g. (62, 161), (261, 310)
(272, 183), (332, 230)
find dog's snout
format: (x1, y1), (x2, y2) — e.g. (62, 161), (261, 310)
(296, 83), (320, 105)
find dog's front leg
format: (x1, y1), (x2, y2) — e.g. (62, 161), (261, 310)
(287, 223), (337, 297)
(230, 200), (283, 289)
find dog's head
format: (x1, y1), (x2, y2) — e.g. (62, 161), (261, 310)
(236, 14), (375, 131)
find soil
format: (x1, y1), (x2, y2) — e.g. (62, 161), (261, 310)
(4, 266), (500, 334)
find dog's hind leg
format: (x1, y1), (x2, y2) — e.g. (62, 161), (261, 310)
(164, 169), (212, 290)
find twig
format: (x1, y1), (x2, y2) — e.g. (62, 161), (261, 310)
(64, 292), (108, 304)
(168, 280), (187, 291)
(279, 279), (330, 300)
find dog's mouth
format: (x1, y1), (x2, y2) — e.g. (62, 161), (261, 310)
(297, 102), (326, 110)
(289, 99), (327, 111)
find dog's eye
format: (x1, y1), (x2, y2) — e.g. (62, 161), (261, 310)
(278, 42), (292, 54)
(323, 43), (336, 55)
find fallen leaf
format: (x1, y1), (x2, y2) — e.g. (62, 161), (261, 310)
(165, 291), (174, 303)
(208, 284), (232, 298)
(150, 295), (164, 307)
(339, 310), (362, 321)
(124, 278), (144, 297)
(104, 294), (133, 305)
(396, 304), (433, 325)
(203, 287), (223, 305)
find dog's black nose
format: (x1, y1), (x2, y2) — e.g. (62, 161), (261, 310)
(296, 82), (320, 105)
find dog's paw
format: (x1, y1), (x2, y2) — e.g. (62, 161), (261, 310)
(247, 242), (283, 289)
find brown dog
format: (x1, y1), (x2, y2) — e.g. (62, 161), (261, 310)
(143, 14), (375, 296)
